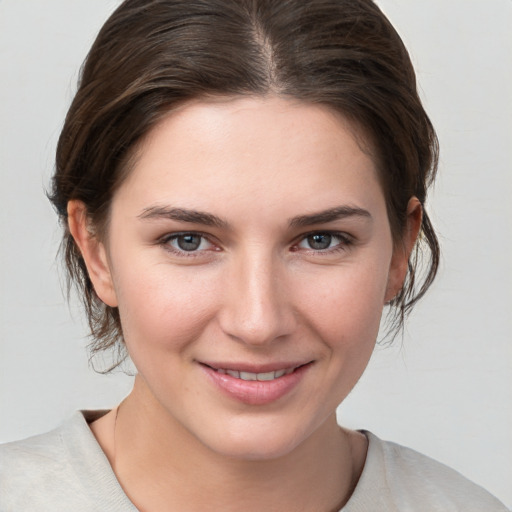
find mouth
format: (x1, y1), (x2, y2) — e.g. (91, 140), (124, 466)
(199, 362), (313, 405)
(210, 367), (297, 381)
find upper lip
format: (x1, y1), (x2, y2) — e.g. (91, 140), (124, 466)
(199, 361), (313, 373)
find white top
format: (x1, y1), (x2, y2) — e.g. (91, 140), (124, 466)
(0, 411), (508, 511)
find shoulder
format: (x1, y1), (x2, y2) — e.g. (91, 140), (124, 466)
(0, 411), (136, 512)
(0, 412), (94, 511)
(343, 431), (509, 512)
(1, 419), (70, 486)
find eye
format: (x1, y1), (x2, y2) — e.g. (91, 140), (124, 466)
(161, 232), (215, 254)
(296, 232), (351, 252)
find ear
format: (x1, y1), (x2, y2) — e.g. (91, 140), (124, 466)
(67, 200), (118, 307)
(384, 197), (423, 303)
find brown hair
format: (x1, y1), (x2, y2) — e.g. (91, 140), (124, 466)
(49, 0), (439, 369)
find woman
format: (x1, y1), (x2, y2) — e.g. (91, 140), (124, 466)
(0, 0), (509, 510)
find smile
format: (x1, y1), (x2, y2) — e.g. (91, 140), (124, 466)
(214, 368), (296, 381)
(201, 362), (313, 405)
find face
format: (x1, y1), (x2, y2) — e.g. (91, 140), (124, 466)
(84, 96), (409, 459)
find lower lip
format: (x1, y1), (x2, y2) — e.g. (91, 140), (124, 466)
(200, 364), (312, 406)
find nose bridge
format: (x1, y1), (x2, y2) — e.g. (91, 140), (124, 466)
(220, 247), (295, 345)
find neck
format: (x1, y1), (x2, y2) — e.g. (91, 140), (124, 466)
(107, 376), (366, 512)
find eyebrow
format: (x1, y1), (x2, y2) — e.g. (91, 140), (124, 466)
(138, 204), (371, 230)
(288, 206), (372, 228)
(138, 206), (229, 229)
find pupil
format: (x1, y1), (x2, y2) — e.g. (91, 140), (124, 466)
(177, 234), (201, 251)
(309, 234), (331, 250)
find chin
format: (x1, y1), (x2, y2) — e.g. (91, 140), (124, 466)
(211, 436), (302, 462)
(198, 415), (317, 461)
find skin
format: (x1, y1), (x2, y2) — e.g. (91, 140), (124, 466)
(69, 96), (421, 511)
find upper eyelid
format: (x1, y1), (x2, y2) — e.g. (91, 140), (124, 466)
(294, 230), (353, 243)
(299, 229), (351, 236)
(160, 231), (214, 242)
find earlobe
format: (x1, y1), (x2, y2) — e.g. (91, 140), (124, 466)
(67, 200), (118, 307)
(384, 197), (423, 303)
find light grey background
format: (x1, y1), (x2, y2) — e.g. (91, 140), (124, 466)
(0, 0), (511, 507)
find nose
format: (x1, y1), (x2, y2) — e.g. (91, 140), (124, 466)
(218, 251), (297, 347)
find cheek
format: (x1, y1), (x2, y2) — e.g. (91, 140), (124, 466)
(280, 262), (389, 418)
(294, 260), (389, 385)
(299, 264), (388, 337)
(112, 262), (219, 360)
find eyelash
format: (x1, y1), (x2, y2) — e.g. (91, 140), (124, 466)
(293, 231), (354, 255)
(159, 232), (217, 258)
(158, 230), (354, 257)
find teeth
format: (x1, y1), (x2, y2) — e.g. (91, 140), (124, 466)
(257, 371), (276, 381)
(218, 368), (295, 381)
(240, 371), (257, 381)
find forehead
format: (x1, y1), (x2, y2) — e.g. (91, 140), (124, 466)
(113, 95), (384, 222)
(142, 95), (374, 166)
